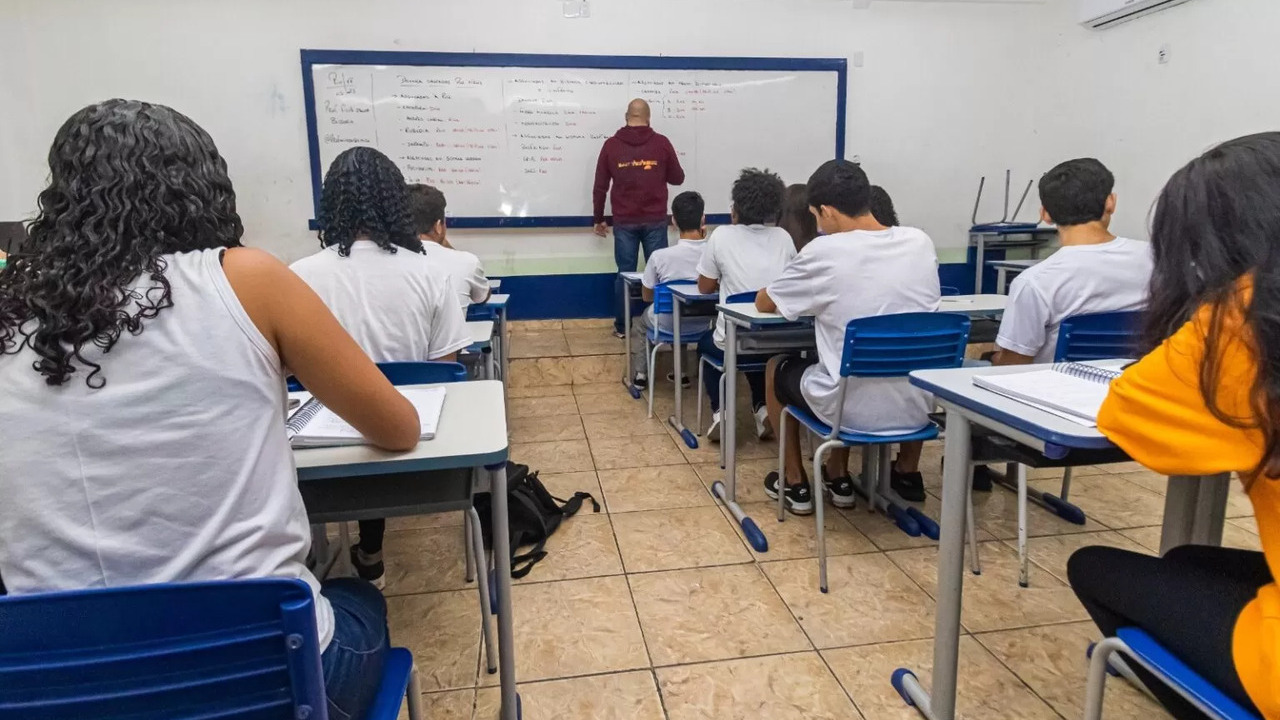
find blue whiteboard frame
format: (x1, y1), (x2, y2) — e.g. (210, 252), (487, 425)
(301, 49), (847, 229)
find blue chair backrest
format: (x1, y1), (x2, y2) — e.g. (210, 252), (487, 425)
(0, 578), (325, 720)
(652, 280), (697, 316)
(726, 290), (757, 304)
(288, 361), (466, 392)
(840, 312), (971, 378)
(1054, 310), (1142, 362)
(377, 361), (467, 385)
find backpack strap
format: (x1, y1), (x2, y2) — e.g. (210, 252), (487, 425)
(552, 492), (601, 517)
(510, 541), (548, 578)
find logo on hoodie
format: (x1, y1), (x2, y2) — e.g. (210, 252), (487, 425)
(618, 159), (660, 171)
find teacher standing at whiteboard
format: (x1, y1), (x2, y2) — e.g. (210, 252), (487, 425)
(593, 98), (686, 337)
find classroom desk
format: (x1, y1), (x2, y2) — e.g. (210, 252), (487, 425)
(717, 303), (815, 551)
(465, 320), (497, 379)
(987, 258), (1040, 294)
(293, 381), (519, 720)
(938, 294), (1007, 318)
(667, 285), (718, 448)
(487, 278), (502, 291)
(898, 365), (1230, 720)
(619, 271), (644, 397)
(969, 226), (1057, 294)
(472, 294), (510, 413)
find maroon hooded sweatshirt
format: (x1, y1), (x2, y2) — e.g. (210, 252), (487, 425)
(592, 125), (685, 226)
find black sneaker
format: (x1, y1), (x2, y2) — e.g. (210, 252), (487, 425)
(821, 468), (857, 509)
(349, 546), (386, 590)
(633, 372), (648, 389)
(891, 468), (927, 503)
(764, 471), (815, 515)
(666, 372), (691, 389)
(971, 465), (997, 492)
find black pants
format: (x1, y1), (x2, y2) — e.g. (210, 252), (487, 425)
(698, 330), (768, 413)
(1067, 544), (1268, 719)
(357, 519), (385, 555)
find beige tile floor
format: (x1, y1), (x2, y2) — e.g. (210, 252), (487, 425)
(391, 321), (1262, 719)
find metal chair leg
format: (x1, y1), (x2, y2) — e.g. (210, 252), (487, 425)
(966, 483), (982, 575)
(463, 511), (476, 583)
(813, 439), (846, 594)
(337, 522), (354, 577)
(862, 447), (876, 514)
(777, 409), (789, 523)
(646, 342), (660, 419)
(1017, 464), (1029, 587)
(718, 372), (727, 469)
(406, 659), (425, 720)
(696, 357), (705, 433)
(1060, 466), (1074, 501)
(1083, 637), (1127, 720)
(468, 506), (498, 675)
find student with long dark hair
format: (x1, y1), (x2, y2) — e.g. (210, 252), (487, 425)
(780, 183), (818, 252)
(291, 147), (471, 590)
(0, 100), (420, 719)
(1069, 132), (1280, 720)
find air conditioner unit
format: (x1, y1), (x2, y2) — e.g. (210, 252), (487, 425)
(1079, 0), (1193, 29)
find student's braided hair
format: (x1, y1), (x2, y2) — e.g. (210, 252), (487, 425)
(317, 146), (424, 257)
(0, 99), (244, 388)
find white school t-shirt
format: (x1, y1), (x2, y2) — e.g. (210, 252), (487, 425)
(421, 241), (490, 310)
(695, 224), (796, 347)
(996, 237), (1153, 363)
(767, 227), (942, 435)
(290, 241), (471, 362)
(643, 238), (709, 334)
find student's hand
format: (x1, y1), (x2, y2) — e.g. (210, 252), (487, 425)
(593, 222), (609, 238)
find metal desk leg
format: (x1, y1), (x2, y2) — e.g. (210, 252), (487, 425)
(973, 235), (985, 294)
(668, 299), (698, 449)
(485, 348), (496, 381)
(895, 407), (971, 720)
(488, 463), (519, 720)
(498, 306), (509, 416)
(709, 319), (768, 552)
(1160, 474), (1230, 554)
(622, 281), (640, 399)
(996, 267), (1009, 295)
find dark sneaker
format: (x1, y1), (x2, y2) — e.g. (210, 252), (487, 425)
(349, 546), (386, 590)
(822, 469), (857, 509)
(666, 372), (692, 389)
(764, 471), (815, 515)
(633, 372), (648, 390)
(891, 468), (927, 503)
(971, 465), (997, 492)
(613, 329), (626, 339)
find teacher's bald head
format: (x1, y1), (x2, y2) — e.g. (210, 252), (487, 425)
(625, 98), (651, 126)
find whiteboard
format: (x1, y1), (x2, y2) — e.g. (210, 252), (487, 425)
(302, 51), (846, 227)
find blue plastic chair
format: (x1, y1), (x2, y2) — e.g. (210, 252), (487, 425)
(1056, 310), (1143, 362)
(643, 280), (711, 419)
(696, 290), (772, 441)
(777, 312), (971, 592)
(0, 578), (422, 720)
(1085, 628), (1260, 719)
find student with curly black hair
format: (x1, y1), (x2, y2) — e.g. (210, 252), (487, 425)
(696, 168), (794, 442)
(0, 100), (421, 720)
(291, 146), (471, 589)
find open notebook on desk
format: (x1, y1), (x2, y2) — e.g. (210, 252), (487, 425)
(286, 387), (447, 448)
(973, 362), (1123, 427)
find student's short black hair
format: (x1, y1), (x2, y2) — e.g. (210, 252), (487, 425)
(731, 168), (785, 225)
(806, 159), (870, 218)
(1038, 158), (1115, 226)
(407, 183), (447, 236)
(869, 185), (899, 227)
(671, 191), (704, 232)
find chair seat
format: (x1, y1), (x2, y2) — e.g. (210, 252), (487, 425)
(786, 405), (939, 445)
(1115, 628), (1260, 720)
(364, 646), (416, 720)
(700, 353), (769, 373)
(649, 328), (708, 345)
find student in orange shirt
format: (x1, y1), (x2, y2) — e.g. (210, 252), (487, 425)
(1068, 132), (1280, 720)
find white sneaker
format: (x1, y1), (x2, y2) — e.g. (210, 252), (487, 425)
(707, 411), (722, 443)
(754, 406), (773, 440)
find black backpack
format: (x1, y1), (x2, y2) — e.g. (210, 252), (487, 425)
(472, 461), (599, 578)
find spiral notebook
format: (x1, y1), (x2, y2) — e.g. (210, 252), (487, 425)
(286, 387), (447, 448)
(972, 363), (1122, 427)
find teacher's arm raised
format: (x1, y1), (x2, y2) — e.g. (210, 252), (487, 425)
(592, 143), (611, 237)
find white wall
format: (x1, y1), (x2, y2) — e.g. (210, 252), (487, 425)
(0, 0), (1053, 270)
(1036, 0), (1280, 241)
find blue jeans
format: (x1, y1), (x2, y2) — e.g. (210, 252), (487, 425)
(614, 223), (669, 333)
(697, 330), (769, 413)
(321, 578), (390, 720)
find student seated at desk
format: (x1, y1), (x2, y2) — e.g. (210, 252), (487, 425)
(975, 158), (1153, 490)
(629, 190), (712, 388)
(868, 184), (899, 227)
(697, 168), (795, 441)
(407, 183), (491, 310)
(291, 146), (471, 589)
(780, 183), (819, 253)
(1068, 133), (1280, 720)
(0, 100), (420, 720)
(757, 160), (941, 513)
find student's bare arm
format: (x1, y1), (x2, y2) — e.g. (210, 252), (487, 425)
(755, 288), (778, 313)
(697, 274), (719, 295)
(991, 348), (1036, 366)
(642, 287), (655, 303)
(222, 247), (421, 451)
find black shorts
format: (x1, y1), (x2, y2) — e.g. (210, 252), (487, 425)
(774, 354), (818, 414)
